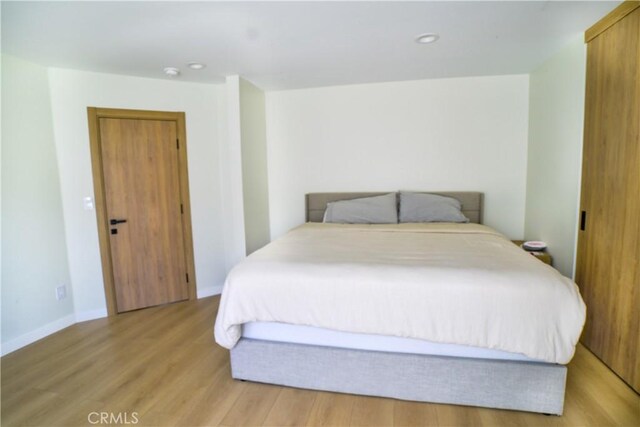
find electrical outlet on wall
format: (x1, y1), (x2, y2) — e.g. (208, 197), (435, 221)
(56, 285), (67, 301)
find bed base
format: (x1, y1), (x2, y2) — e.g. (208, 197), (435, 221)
(230, 338), (567, 415)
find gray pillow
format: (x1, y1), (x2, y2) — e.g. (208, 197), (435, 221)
(323, 193), (398, 224)
(399, 192), (469, 223)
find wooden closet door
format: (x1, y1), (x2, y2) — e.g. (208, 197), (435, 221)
(576, 6), (640, 392)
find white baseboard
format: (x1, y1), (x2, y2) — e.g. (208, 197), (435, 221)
(2, 288), (220, 356)
(197, 284), (224, 299)
(1, 313), (76, 356)
(75, 308), (108, 323)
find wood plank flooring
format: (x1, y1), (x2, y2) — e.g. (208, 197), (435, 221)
(2, 296), (638, 426)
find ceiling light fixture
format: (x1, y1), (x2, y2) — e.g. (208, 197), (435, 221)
(415, 33), (440, 44)
(187, 62), (206, 70)
(164, 67), (180, 77)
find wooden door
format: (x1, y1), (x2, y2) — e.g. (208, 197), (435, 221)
(89, 109), (196, 314)
(576, 6), (640, 392)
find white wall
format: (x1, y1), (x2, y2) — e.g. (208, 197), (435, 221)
(239, 78), (270, 254)
(266, 75), (530, 239)
(47, 68), (228, 317)
(219, 76), (247, 270)
(1, 56), (75, 351)
(524, 36), (586, 278)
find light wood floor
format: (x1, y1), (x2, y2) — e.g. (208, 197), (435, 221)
(2, 296), (638, 427)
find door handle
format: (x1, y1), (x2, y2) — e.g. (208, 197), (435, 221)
(580, 211), (586, 231)
(110, 219), (127, 225)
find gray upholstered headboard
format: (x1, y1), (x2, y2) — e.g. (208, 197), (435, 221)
(305, 192), (484, 224)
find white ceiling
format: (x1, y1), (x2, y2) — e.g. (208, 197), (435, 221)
(2, 1), (620, 90)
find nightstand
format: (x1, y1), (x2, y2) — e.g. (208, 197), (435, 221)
(511, 240), (552, 265)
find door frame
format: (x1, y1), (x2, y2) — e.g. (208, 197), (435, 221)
(87, 107), (197, 315)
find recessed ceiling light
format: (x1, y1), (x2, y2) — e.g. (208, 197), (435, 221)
(415, 33), (440, 44)
(188, 62), (206, 70)
(164, 67), (180, 77)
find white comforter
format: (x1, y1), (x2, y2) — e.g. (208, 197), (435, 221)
(214, 223), (586, 364)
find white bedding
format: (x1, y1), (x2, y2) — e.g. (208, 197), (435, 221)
(242, 321), (542, 362)
(214, 223), (586, 364)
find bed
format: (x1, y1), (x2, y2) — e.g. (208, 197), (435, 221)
(214, 192), (586, 415)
